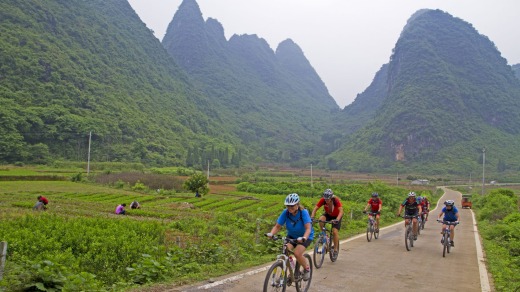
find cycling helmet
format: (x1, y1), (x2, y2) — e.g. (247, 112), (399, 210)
(371, 192), (379, 198)
(284, 193), (300, 206)
(408, 192), (416, 197)
(323, 189), (334, 200)
(444, 200), (455, 206)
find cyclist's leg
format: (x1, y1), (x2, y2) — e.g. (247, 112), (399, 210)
(375, 213), (380, 229)
(412, 217), (418, 236)
(294, 243), (310, 269)
(318, 214), (327, 230)
(449, 224), (456, 241)
(332, 218), (342, 252)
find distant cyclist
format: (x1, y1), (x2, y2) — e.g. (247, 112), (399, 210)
(417, 196), (430, 222)
(267, 193), (314, 281)
(397, 192), (422, 240)
(437, 200), (460, 247)
(310, 189), (344, 257)
(363, 192), (382, 231)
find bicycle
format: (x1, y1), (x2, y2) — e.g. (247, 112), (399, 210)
(363, 211), (380, 242)
(419, 210), (429, 230)
(400, 214), (419, 251)
(437, 220), (459, 257)
(263, 235), (313, 292)
(311, 219), (338, 269)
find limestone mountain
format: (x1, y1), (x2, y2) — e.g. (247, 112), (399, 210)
(162, 0), (339, 164)
(513, 64), (520, 80)
(0, 0), (238, 165)
(329, 9), (520, 174)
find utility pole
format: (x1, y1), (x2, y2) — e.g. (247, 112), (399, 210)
(482, 148), (486, 195)
(310, 164), (313, 189)
(87, 131), (92, 175)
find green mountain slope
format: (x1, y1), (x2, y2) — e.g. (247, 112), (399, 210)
(0, 0), (239, 165)
(513, 64), (520, 80)
(329, 9), (520, 174)
(162, 0), (339, 164)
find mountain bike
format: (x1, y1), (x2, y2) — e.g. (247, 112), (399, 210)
(363, 211), (380, 242)
(400, 214), (418, 251)
(419, 210), (429, 230)
(437, 220), (459, 257)
(263, 235), (313, 292)
(311, 219), (338, 269)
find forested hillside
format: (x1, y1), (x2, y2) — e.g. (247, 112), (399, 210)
(329, 9), (520, 175)
(162, 0), (339, 165)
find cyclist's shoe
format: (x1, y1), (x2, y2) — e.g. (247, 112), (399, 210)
(303, 268), (311, 281)
(450, 240), (454, 247)
(413, 234), (418, 240)
(376, 228), (379, 233)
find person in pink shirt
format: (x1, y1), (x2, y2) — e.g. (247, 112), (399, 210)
(115, 203), (126, 215)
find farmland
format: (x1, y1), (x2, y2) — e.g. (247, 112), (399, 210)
(0, 165), (440, 291)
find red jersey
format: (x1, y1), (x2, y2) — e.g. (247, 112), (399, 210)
(39, 196), (49, 205)
(316, 197), (342, 217)
(367, 198), (382, 212)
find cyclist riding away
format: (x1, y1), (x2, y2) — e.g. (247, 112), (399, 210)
(364, 192), (382, 231)
(267, 193), (314, 281)
(397, 192), (422, 240)
(438, 200), (460, 247)
(310, 189), (344, 257)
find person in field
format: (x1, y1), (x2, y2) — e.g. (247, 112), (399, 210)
(130, 201), (140, 209)
(33, 195), (49, 211)
(115, 203), (126, 215)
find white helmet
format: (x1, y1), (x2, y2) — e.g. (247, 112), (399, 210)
(284, 193), (300, 206)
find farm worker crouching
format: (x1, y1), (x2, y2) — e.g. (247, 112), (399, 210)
(130, 201), (140, 209)
(115, 203), (126, 215)
(33, 195), (49, 210)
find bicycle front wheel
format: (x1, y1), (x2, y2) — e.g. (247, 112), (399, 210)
(405, 226), (411, 251)
(366, 221), (373, 242)
(442, 232), (449, 257)
(263, 261), (287, 292)
(374, 222), (379, 239)
(313, 236), (326, 269)
(295, 254), (313, 292)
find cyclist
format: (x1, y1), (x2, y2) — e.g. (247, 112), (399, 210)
(310, 189), (344, 257)
(417, 196), (430, 223)
(267, 193), (314, 281)
(363, 192), (382, 231)
(396, 192), (422, 240)
(437, 200), (460, 247)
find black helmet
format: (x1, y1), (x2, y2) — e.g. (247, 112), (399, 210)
(323, 189), (334, 200)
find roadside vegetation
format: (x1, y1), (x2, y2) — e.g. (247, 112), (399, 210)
(0, 164), (439, 291)
(471, 189), (520, 292)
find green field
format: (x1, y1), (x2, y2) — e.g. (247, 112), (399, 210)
(0, 168), (440, 291)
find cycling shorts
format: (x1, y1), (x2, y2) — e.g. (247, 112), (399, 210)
(322, 213), (342, 230)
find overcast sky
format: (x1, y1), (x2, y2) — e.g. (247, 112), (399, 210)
(128, 0), (520, 108)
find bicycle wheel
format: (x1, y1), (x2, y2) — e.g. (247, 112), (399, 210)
(442, 232), (449, 257)
(409, 226), (414, 248)
(405, 226), (411, 251)
(313, 235), (326, 269)
(420, 215), (426, 230)
(374, 221), (379, 239)
(417, 220), (421, 236)
(366, 221), (373, 242)
(329, 234), (338, 262)
(263, 261), (287, 292)
(447, 232), (451, 254)
(295, 254), (313, 292)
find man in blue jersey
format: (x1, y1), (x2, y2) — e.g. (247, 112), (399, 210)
(437, 200), (460, 247)
(267, 193), (314, 281)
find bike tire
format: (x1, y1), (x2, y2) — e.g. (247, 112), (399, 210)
(410, 228), (414, 248)
(442, 232), (449, 257)
(263, 261), (287, 292)
(313, 236), (326, 269)
(295, 254), (313, 292)
(366, 221), (373, 242)
(420, 215), (426, 230)
(329, 234), (338, 262)
(405, 226), (411, 251)
(374, 225), (379, 239)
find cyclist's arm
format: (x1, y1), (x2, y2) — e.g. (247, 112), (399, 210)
(363, 203), (370, 211)
(269, 223), (282, 236)
(438, 211), (444, 220)
(397, 204), (404, 215)
(303, 222), (312, 241)
(310, 205), (320, 218)
(336, 207), (344, 221)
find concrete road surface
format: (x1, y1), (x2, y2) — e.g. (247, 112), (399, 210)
(165, 188), (492, 292)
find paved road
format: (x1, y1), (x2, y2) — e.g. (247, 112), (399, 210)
(166, 188), (490, 292)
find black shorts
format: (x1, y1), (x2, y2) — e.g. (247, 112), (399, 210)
(287, 237), (312, 248)
(322, 213), (342, 230)
(405, 210), (419, 217)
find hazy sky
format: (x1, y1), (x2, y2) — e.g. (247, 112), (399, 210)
(128, 0), (520, 108)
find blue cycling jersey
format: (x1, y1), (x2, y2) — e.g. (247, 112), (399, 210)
(277, 208), (314, 241)
(442, 206), (459, 221)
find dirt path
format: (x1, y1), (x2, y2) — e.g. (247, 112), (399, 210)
(158, 188), (491, 292)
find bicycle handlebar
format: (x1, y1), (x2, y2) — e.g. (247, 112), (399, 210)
(311, 218), (335, 224)
(265, 234), (303, 244)
(436, 219), (459, 225)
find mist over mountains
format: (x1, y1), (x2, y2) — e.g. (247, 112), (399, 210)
(1, 0), (520, 175)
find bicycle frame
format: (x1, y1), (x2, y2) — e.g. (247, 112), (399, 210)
(366, 211), (379, 241)
(438, 220), (458, 257)
(312, 219), (338, 268)
(264, 236), (313, 292)
(401, 214), (418, 251)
